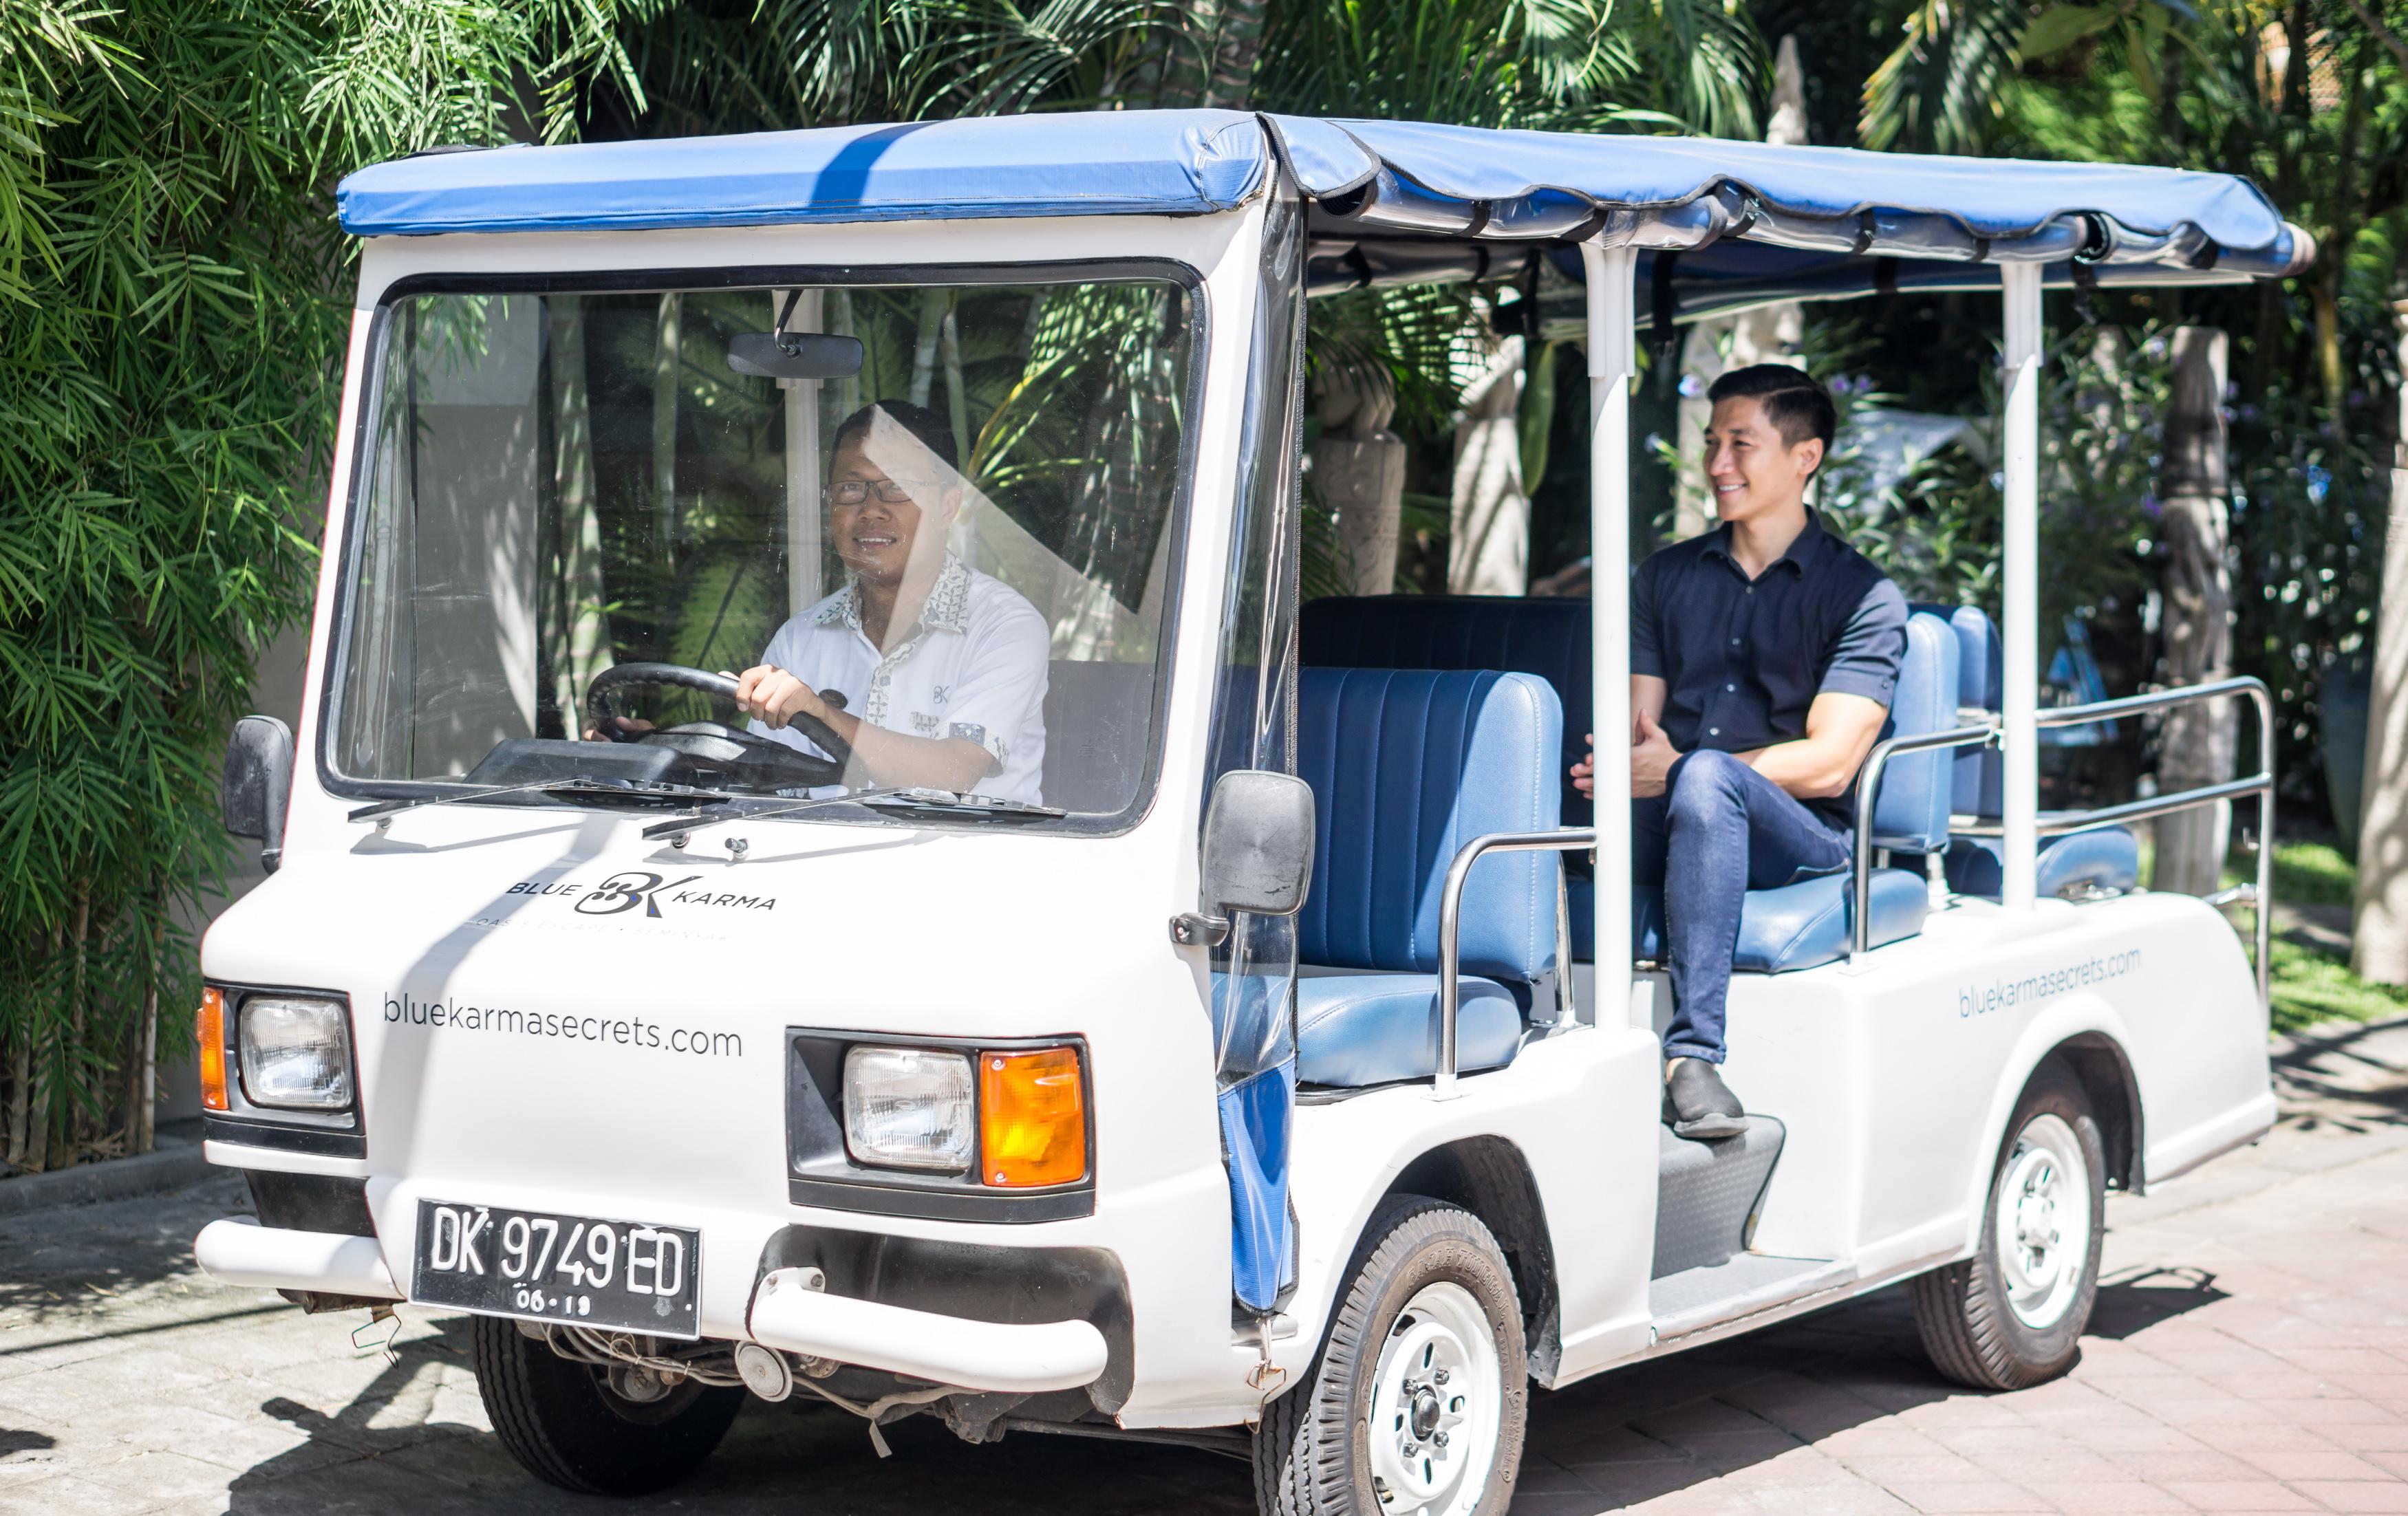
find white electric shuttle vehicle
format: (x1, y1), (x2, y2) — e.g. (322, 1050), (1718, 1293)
(194, 113), (2306, 1512)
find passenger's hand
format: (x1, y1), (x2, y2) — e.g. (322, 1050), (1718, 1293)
(733, 664), (828, 730)
(583, 715), (654, 740)
(1570, 734), (1595, 799)
(1631, 711), (1681, 799)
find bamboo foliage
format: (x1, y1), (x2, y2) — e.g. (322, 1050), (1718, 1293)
(0, 2), (665, 1173)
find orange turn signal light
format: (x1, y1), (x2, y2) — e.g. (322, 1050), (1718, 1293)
(978, 1046), (1086, 1188)
(198, 986), (228, 1112)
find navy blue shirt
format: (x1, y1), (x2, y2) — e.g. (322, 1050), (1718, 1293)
(1631, 511), (1908, 825)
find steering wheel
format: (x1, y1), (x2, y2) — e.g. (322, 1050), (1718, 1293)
(585, 662), (854, 790)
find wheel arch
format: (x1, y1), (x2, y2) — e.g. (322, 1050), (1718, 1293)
(1952, 995), (2139, 1259)
(2047, 1032), (2146, 1196)
(1383, 1135), (1562, 1385)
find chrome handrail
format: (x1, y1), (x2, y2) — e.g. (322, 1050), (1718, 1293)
(1848, 725), (1999, 964)
(2040, 675), (2275, 1009)
(1434, 827), (1598, 1099)
(1843, 675), (2275, 1010)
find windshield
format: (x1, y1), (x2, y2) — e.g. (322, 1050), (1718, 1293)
(329, 272), (1194, 825)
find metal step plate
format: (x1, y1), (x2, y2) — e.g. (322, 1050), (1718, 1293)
(1653, 1116), (1786, 1278)
(1648, 1253), (1856, 1345)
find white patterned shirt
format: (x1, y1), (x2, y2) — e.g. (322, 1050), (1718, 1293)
(751, 555), (1051, 803)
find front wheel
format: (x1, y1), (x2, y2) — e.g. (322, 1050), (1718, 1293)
(1911, 1063), (2107, 1390)
(471, 1315), (743, 1496)
(1254, 1197), (1527, 1516)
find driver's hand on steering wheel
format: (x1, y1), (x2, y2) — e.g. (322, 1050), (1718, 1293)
(733, 664), (831, 731)
(582, 715), (656, 741)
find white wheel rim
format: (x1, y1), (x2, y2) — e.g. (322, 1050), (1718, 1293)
(1993, 1112), (2092, 1330)
(1365, 1281), (1503, 1516)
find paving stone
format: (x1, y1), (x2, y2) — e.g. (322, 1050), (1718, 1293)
(2236, 1447), (2396, 1480)
(2290, 1481), (2408, 1512)
(1879, 1482), (2052, 1514)
(2156, 1483), (2321, 1511)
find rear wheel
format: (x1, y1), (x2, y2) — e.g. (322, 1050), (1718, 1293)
(1911, 1065), (2106, 1390)
(471, 1315), (743, 1495)
(1254, 1197), (1527, 1516)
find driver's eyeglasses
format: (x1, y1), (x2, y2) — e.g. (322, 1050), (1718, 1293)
(830, 479), (930, 506)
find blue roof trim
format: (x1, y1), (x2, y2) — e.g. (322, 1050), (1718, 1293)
(1275, 117), (2290, 252)
(338, 112), (1269, 237)
(336, 109), (2303, 287)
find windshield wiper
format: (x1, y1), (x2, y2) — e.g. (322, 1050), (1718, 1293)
(638, 786), (1064, 843)
(640, 786), (905, 842)
(859, 788), (1066, 819)
(350, 777), (750, 825)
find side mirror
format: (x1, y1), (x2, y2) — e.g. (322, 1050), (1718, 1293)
(1174, 770), (1315, 946)
(223, 715), (294, 872)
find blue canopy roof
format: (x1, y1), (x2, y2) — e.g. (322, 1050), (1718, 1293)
(337, 112), (1269, 235)
(337, 110), (2308, 296)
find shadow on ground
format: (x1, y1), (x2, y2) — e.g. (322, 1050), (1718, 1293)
(0, 1171), (251, 1329)
(222, 1317), (1257, 1515)
(2274, 1011), (2408, 1133)
(204, 1186), (2241, 1512)
(204, 1282), (2082, 1515)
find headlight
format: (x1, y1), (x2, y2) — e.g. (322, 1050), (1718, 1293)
(237, 995), (354, 1111)
(843, 1046), (974, 1172)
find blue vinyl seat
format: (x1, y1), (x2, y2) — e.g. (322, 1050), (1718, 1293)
(1915, 603), (2142, 900)
(1301, 595), (1593, 826)
(1293, 667), (1562, 1087)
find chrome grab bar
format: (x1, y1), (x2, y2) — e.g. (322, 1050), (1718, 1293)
(1434, 828), (1597, 1100)
(1849, 724), (2001, 966)
(1843, 675), (2275, 1010)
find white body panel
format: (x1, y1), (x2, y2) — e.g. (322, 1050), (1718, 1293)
(199, 204), (2275, 1435)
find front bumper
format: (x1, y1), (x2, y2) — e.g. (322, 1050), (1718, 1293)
(191, 1221), (1108, 1396)
(749, 1266), (1106, 1392)
(194, 1217), (400, 1300)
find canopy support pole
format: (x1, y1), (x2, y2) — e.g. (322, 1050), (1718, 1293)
(2000, 262), (2043, 912)
(1582, 241), (1637, 1025)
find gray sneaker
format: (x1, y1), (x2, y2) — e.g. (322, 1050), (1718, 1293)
(1665, 1059), (1748, 1141)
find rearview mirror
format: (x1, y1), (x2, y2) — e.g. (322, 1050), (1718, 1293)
(727, 332), (864, 380)
(1179, 771), (1314, 948)
(223, 715), (293, 872)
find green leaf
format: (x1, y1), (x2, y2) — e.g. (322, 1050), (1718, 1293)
(2017, 4), (2119, 63)
(2125, 18), (2160, 105)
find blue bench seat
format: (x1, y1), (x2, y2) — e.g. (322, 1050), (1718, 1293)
(1944, 830), (2142, 899)
(1569, 868), (1929, 973)
(1915, 603), (2141, 902)
(1296, 975), (1524, 1087)
(1293, 667), (1562, 1088)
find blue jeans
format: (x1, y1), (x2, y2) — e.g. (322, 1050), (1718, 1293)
(1634, 749), (1852, 1065)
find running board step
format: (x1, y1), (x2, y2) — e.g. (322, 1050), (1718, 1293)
(1648, 1254), (1855, 1344)
(1653, 1116), (1785, 1279)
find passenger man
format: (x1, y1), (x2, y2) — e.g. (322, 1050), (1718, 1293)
(1571, 365), (1906, 1139)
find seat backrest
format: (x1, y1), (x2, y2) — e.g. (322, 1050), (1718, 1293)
(1300, 595), (1592, 827)
(1296, 667), (1562, 984)
(1912, 602), (2003, 818)
(1037, 659), (1156, 813)
(1869, 610), (1964, 853)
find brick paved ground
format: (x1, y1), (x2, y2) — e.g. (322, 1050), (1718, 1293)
(0, 1015), (2401, 1515)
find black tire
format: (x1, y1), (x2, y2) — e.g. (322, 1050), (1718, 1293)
(1911, 1063), (2107, 1391)
(471, 1314), (744, 1496)
(1254, 1197), (1527, 1516)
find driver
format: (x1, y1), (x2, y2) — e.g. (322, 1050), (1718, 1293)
(735, 400), (1050, 801)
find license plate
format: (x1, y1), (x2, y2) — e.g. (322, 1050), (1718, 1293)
(410, 1200), (701, 1338)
